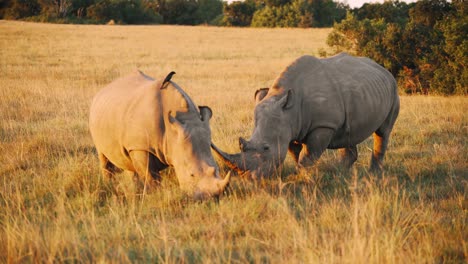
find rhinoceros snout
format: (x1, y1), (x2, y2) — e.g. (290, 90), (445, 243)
(192, 171), (231, 201)
(193, 190), (219, 201)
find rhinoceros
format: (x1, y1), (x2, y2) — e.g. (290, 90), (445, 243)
(89, 70), (230, 199)
(212, 53), (400, 178)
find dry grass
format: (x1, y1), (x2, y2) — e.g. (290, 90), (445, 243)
(0, 20), (467, 263)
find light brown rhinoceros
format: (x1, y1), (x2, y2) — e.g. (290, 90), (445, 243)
(89, 70), (230, 199)
(212, 53), (400, 178)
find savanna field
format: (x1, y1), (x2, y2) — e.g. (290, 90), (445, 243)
(0, 20), (467, 263)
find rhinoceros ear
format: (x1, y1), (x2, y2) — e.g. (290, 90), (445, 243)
(161, 71), (176, 89)
(199, 106), (212, 122)
(278, 89), (294, 110)
(254, 88), (269, 103)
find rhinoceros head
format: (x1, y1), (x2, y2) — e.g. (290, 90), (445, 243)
(212, 88), (294, 178)
(162, 73), (230, 199)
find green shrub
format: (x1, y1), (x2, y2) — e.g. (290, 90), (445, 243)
(3, 0), (41, 19)
(327, 0), (466, 95)
(221, 0), (256, 27)
(87, 0), (162, 24)
(430, 1), (467, 95)
(250, 0), (346, 28)
(196, 0), (223, 24)
(251, 2), (301, 28)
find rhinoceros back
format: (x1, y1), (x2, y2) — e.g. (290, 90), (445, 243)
(302, 53), (397, 148)
(322, 53), (397, 147)
(271, 53), (398, 148)
(89, 71), (163, 170)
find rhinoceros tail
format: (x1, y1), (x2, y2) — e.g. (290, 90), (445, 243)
(161, 71), (176, 89)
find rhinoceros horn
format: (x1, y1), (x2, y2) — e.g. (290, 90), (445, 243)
(218, 170), (231, 191)
(211, 143), (250, 174)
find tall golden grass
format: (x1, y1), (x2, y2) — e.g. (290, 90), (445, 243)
(0, 20), (466, 263)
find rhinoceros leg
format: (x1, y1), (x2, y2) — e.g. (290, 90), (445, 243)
(98, 152), (122, 182)
(288, 141), (303, 164)
(339, 146), (358, 168)
(370, 132), (388, 172)
(98, 152), (123, 194)
(129, 150), (161, 193)
(298, 128), (335, 168)
(370, 99), (399, 172)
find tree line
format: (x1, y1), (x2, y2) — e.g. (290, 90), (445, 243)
(0, 0), (465, 95)
(0, 0), (347, 26)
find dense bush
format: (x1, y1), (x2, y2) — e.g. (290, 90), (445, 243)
(69, 0), (94, 18)
(196, 0), (223, 24)
(306, 0), (347, 27)
(251, 1), (301, 27)
(221, 0), (256, 27)
(354, 1), (411, 25)
(2, 0), (41, 19)
(157, 0), (198, 25)
(152, 0), (223, 25)
(250, 0), (346, 28)
(430, 1), (467, 95)
(327, 0), (466, 95)
(87, 0), (162, 24)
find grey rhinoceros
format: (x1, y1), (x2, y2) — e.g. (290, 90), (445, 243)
(89, 70), (230, 199)
(212, 53), (400, 178)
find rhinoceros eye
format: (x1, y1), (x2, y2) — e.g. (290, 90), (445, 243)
(263, 145), (270, 151)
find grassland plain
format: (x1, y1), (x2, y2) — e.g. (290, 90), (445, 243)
(0, 20), (466, 263)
